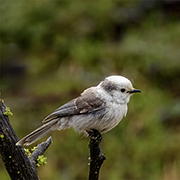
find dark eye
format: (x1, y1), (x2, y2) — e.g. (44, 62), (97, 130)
(120, 88), (126, 93)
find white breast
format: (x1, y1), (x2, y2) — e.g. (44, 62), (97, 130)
(94, 87), (128, 133)
(98, 101), (127, 133)
(65, 86), (128, 133)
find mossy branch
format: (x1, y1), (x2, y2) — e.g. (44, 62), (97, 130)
(0, 100), (52, 179)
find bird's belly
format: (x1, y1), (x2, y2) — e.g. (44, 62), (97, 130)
(70, 103), (127, 133)
(99, 103), (127, 133)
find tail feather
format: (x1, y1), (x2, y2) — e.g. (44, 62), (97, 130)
(16, 119), (59, 146)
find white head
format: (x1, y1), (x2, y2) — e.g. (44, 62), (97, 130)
(99, 75), (141, 104)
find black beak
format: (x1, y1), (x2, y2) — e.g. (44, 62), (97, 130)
(128, 89), (141, 94)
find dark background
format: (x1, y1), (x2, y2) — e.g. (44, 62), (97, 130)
(1, 1), (180, 179)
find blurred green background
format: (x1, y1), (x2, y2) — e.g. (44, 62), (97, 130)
(1, 0), (180, 179)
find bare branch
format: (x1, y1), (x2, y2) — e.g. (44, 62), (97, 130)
(88, 129), (106, 180)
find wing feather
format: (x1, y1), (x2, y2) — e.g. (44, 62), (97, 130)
(43, 88), (106, 123)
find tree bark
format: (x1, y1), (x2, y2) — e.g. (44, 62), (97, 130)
(0, 100), (40, 180)
(88, 129), (106, 180)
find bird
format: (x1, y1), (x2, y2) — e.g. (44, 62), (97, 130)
(16, 75), (141, 146)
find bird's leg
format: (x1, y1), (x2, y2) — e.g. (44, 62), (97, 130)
(87, 129), (106, 180)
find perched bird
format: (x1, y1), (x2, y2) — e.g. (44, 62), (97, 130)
(16, 75), (141, 146)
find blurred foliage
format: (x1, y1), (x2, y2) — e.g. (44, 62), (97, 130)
(1, 0), (180, 180)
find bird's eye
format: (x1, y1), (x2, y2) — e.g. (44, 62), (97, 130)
(120, 88), (126, 93)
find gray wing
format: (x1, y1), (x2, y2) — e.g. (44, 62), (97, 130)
(43, 89), (106, 123)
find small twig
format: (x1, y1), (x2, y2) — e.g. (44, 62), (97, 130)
(88, 129), (106, 180)
(31, 137), (52, 167)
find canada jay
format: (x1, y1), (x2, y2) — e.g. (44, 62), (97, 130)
(16, 75), (141, 146)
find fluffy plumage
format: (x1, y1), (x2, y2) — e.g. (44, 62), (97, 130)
(16, 75), (141, 146)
